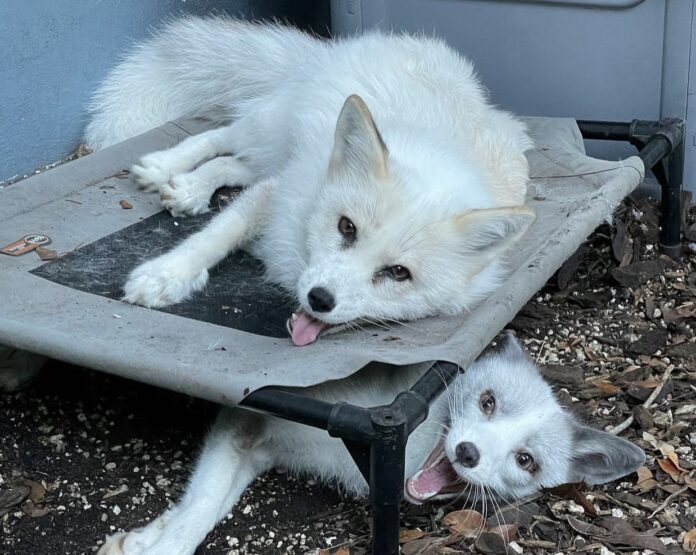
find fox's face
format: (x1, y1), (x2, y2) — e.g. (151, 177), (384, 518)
(288, 95), (535, 346)
(406, 334), (645, 503)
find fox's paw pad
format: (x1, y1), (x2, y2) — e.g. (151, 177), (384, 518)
(123, 257), (209, 307)
(159, 175), (212, 217)
(131, 152), (175, 191)
(97, 532), (128, 555)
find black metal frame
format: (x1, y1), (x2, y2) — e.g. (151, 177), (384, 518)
(239, 118), (684, 554)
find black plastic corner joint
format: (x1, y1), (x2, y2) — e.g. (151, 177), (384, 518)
(632, 118), (684, 151)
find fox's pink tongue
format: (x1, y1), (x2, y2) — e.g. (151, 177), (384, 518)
(406, 457), (459, 502)
(289, 311), (329, 346)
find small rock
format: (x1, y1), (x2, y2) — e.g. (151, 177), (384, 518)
(632, 405), (654, 430)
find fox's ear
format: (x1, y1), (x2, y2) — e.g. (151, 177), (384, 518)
(454, 206), (535, 264)
(495, 331), (528, 361)
(329, 94), (389, 179)
(567, 424), (646, 485)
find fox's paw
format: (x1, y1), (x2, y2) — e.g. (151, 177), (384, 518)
(97, 532), (128, 555)
(97, 519), (168, 555)
(123, 255), (208, 307)
(158, 174), (212, 217)
(131, 152), (176, 192)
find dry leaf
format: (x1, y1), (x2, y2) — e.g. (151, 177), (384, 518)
(20, 499), (50, 518)
(487, 523), (518, 542)
(635, 465), (658, 493)
(114, 170), (130, 179)
(657, 457), (685, 483)
(474, 532), (507, 554)
(399, 529), (427, 543)
(595, 381), (621, 395)
(22, 480), (46, 503)
(36, 246), (58, 261)
(442, 508), (486, 537)
(119, 199), (133, 209)
(400, 537), (447, 555)
(684, 528), (696, 553)
(319, 547), (350, 555)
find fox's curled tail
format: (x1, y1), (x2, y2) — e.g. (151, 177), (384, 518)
(84, 16), (318, 150)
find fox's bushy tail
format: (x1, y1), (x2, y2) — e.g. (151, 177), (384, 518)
(85, 17), (319, 150)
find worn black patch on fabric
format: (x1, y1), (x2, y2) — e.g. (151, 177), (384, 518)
(31, 210), (294, 338)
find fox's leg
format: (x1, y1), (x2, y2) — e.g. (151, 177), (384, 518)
(97, 410), (272, 555)
(131, 123), (244, 191)
(122, 176), (277, 307)
(158, 156), (255, 217)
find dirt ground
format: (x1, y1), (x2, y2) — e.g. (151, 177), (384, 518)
(1, 195), (695, 555)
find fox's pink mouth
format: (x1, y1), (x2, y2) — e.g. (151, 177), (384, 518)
(405, 438), (465, 503)
(287, 310), (333, 346)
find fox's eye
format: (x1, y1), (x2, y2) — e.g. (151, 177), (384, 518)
(388, 265), (411, 281)
(479, 391), (495, 415)
(338, 216), (357, 242)
(516, 452), (536, 472)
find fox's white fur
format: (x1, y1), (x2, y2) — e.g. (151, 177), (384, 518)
(85, 17), (536, 344)
(97, 335), (644, 555)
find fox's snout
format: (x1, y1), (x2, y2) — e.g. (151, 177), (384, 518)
(307, 286), (335, 313)
(455, 442), (480, 468)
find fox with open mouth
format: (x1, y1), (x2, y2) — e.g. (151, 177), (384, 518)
(97, 334), (644, 555)
(85, 17), (537, 344)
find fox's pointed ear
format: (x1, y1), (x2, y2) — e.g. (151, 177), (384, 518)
(567, 424), (646, 485)
(454, 206), (535, 264)
(496, 331), (528, 360)
(329, 94), (389, 179)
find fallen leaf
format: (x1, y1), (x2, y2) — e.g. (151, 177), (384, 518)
(399, 529), (427, 543)
(474, 532), (507, 554)
(318, 547), (350, 555)
(594, 381), (621, 395)
(114, 170), (130, 179)
(442, 509), (486, 537)
(635, 465), (658, 493)
(684, 528), (696, 553)
(400, 537), (447, 555)
(22, 480), (46, 503)
(119, 199), (133, 209)
(20, 499), (51, 518)
(36, 246), (58, 260)
(566, 515), (608, 537)
(0, 485), (31, 517)
(487, 523), (518, 542)
(657, 458), (682, 481)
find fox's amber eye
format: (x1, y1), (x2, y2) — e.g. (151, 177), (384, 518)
(479, 391), (495, 415)
(338, 216), (357, 242)
(388, 265), (411, 281)
(516, 452), (536, 472)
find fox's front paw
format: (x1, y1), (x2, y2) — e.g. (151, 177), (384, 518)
(123, 255), (208, 307)
(97, 532), (128, 555)
(158, 174), (212, 217)
(131, 152), (176, 192)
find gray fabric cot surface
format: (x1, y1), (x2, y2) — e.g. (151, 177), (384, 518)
(0, 117), (644, 405)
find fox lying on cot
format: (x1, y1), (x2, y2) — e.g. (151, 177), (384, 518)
(85, 17), (537, 345)
(97, 334), (645, 555)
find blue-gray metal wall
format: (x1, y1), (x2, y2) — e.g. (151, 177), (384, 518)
(0, 0), (328, 183)
(331, 0), (696, 193)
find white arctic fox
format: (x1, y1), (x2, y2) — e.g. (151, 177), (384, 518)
(97, 335), (644, 555)
(85, 17), (536, 345)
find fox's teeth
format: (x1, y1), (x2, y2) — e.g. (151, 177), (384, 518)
(291, 312), (300, 322)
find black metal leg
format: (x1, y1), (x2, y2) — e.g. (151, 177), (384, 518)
(659, 137), (684, 258)
(369, 406), (407, 555)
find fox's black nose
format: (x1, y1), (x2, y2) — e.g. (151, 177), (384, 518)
(455, 442), (480, 468)
(307, 287), (335, 313)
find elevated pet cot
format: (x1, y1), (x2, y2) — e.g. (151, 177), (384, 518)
(0, 116), (684, 554)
